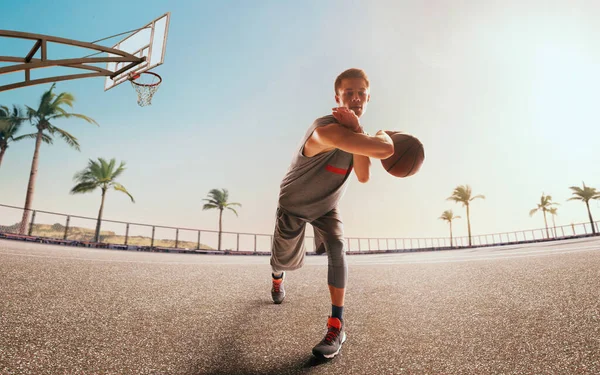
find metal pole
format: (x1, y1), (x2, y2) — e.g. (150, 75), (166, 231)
(175, 228), (179, 248)
(63, 215), (70, 240)
(254, 234), (257, 252)
(151, 226), (155, 248)
(28, 210), (36, 236)
(237, 233), (240, 251)
(197, 231), (201, 250)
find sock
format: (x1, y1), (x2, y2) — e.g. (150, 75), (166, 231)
(331, 304), (344, 321)
(272, 272), (283, 279)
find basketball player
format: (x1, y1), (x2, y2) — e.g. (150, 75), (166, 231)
(269, 68), (395, 359)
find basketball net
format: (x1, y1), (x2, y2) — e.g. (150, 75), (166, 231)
(128, 72), (162, 107)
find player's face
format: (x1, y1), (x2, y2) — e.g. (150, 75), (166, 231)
(335, 78), (370, 118)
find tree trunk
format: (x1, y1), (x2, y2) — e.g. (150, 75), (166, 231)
(94, 188), (107, 242)
(19, 128), (44, 235)
(585, 200), (596, 234)
(466, 204), (472, 246)
(543, 210), (549, 238)
(449, 221), (453, 248)
(218, 208), (223, 250)
(0, 146), (6, 168)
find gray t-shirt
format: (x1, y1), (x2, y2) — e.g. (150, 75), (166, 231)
(278, 115), (354, 221)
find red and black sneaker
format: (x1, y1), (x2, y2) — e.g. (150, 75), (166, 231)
(312, 316), (347, 358)
(271, 272), (285, 304)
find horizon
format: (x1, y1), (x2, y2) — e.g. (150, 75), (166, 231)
(2, 1), (600, 243)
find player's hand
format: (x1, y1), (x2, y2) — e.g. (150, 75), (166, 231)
(332, 107), (360, 132)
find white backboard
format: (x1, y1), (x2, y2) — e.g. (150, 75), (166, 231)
(104, 12), (170, 91)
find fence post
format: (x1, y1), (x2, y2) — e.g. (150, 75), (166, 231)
(197, 231), (201, 250)
(175, 228), (179, 249)
(237, 233), (240, 251)
(63, 215), (70, 240)
(254, 234), (257, 252)
(124, 223), (130, 246)
(151, 226), (155, 248)
(28, 210), (36, 236)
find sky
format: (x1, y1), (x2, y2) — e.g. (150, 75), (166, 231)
(1, 0), (600, 248)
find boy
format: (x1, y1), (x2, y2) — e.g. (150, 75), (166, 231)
(270, 68), (394, 358)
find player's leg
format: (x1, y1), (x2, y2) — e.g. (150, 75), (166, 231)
(310, 208), (348, 358)
(269, 206), (307, 304)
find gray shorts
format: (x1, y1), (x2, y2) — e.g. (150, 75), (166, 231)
(270, 206), (348, 289)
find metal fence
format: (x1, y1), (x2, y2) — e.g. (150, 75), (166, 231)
(1, 203), (598, 253)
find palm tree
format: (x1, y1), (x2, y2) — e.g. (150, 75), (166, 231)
(70, 158), (134, 242)
(438, 209), (461, 247)
(567, 182), (600, 234)
(529, 193), (558, 239)
(0, 105), (47, 168)
(202, 188), (241, 251)
(447, 184), (485, 246)
(548, 207), (558, 237)
(19, 83), (98, 234)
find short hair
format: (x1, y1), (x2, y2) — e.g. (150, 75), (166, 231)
(334, 68), (370, 94)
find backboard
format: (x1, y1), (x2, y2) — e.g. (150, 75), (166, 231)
(104, 12), (170, 91)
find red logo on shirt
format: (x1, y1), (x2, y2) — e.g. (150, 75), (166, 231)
(325, 164), (348, 175)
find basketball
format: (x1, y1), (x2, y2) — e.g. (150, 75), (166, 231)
(381, 131), (425, 178)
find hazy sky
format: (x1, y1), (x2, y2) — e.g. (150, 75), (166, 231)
(1, 0), (599, 246)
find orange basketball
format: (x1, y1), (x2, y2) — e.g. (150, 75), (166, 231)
(381, 131), (425, 178)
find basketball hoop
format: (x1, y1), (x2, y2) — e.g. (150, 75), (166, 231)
(128, 71), (162, 106)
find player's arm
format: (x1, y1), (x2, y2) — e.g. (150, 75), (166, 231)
(312, 124), (394, 159)
(348, 125), (371, 183)
(353, 152), (371, 183)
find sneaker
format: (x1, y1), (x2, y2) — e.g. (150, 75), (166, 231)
(312, 317), (346, 359)
(271, 272), (285, 304)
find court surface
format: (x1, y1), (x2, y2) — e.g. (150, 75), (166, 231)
(1, 237), (599, 374)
